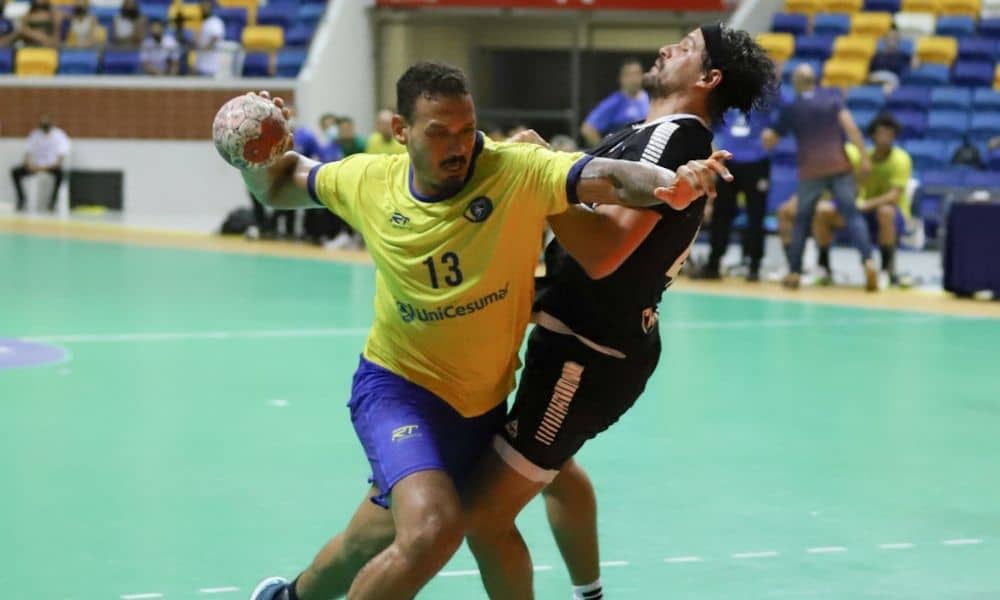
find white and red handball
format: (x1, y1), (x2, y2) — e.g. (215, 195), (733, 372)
(212, 93), (291, 169)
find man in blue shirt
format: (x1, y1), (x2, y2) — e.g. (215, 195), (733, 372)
(580, 58), (649, 147)
(762, 63), (877, 291)
(698, 107), (773, 281)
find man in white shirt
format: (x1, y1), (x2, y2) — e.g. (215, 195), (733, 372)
(10, 116), (71, 212)
(141, 19), (180, 75)
(194, 0), (225, 76)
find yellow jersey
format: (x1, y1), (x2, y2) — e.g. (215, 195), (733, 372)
(309, 133), (587, 416)
(845, 144), (914, 218)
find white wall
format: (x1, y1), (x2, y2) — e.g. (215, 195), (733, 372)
(296, 0), (376, 134)
(0, 138), (250, 231)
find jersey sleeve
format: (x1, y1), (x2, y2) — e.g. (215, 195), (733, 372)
(889, 149), (912, 189)
(307, 153), (381, 229)
(584, 94), (620, 134)
(508, 144), (591, 217)
(644, 124), (713, 216)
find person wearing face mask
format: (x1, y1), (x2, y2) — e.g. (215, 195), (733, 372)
(10, 116), (71, 213)
(12, 0), (60, 48)
(194, 0), (225, 76)
(112, 0), (145, 48)
(140, 19), (180, 75)
(66, 0), (100, 48)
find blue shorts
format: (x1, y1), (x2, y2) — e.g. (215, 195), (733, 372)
(864, 205), (905, 242)
(348, 356), (506, 508)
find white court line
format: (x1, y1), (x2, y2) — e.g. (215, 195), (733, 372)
(438, 569), (480, 577)
(807, 546), (848, 554)
(879, 543), (914, 550)
(199, 587), (240, 594)
(943, 538), (983, 546)
(121, 594), (163, 600)
(732, 551), (780, 559)
(664, 556), (704, 563)
(533, 565), (553, 572)
(600, 560), (629, 567)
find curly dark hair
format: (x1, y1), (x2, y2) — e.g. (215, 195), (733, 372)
(867, 112), (901, 137)
(701, 26), (779, 124)
(396, 61), (471, 123)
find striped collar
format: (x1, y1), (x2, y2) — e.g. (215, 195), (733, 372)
(636, 113), (708, 131)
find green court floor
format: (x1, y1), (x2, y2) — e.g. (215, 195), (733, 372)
(1, 232), (998, 600)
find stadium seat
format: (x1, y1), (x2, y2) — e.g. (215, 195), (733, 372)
(58, 48), (100, 74)
(815, 13), (853, 35)
(904, 140), (951, 169)
(102, 50), (140, 74)
(877, 36), (916, 57)
(767, 166), (799, 214)
(887, 85), (932, 109)
(930, 86), (972, 109)
(241, 52), (272, 76)
(242, 25), (285, 52)
(847, 85), (886, 110)
(851, 108), (879, 130)
(987, 148), (1000, 170)
(964, 171), (1000, 188)
(894, 109), (929, 138)
(926, 110), (971, 139)
(66, 23), (107, 47)
(15, 47), (57, 76)
(267, 0), (301, 8)
(833, 35), (878, 60)
(276, 48), (307, 77)
(0, 48), (13, 74)
(256, 5), (292, 29)
(957, 37), (997, 61)
(852, 11), (894, 36)
(772, 12), (810, 34)
(297, 3), (326, 25)
(140, 4), (170, 23)
(895, 11), (937, 35)
(979, 17), (1000, 37)
(827, 0), (864, 12)
(284, 22), (315, 47)
(757, 32), (796, 62)
(218, 0), (257, 25)
(940, 0), (981, 16)
(784, 0), (821, 14)
(903, 63), (951, 84)
(822, 58), (870, 87)
(952, 60), (996, 86)
(973, 87), (1000, 109)
(794, 35), (837, 60)
(915, 36), (959, 64)
(902, 0), (942, 12)
(217, 7), (248, 42)
(996, 65), (1000, 89)
(773, 137), (799, 167)
(865, 0), (902, 11)
(93, 6), (116, 29)
(936, 15), (976, 35)
(168, 3), (203, 26)
(969, 112), (1000, 141)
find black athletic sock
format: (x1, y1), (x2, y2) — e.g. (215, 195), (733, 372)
(880, 245), (895, 274)
(783, 243), (791, 264)
(818, 246), (831, 271)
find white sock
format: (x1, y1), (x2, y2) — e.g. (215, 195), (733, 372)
(572, 578), (603, 600)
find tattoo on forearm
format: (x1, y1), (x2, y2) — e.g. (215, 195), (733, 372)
(581, 157), (676, 208)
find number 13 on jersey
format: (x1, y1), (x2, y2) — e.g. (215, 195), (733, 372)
(422, 252), (463, 289)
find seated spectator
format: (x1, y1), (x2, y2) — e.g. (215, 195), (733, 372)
(0, 0), (18, 46)
(66, 0), (101, 48)
(365, 108), (405, 154)
(951, 136), (984, 170)
(334, 116), (366, 156)
(193, 0), (225, 76)
(140, 20), (180, 75)
(777, 113), (912, 286)
(867, 27), (911, 93)
(10, 115), (70, 213)
(9, 0), (61, 48)
(580, 57), (649, 147)
(112, 0), (145, 48)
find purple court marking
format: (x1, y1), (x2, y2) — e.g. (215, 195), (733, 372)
(0, 338), (68, 370)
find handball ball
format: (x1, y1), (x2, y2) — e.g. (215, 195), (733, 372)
(213, 93), (291, 169)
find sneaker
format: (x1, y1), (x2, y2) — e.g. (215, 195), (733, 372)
(782, 273), (800, 290)
(324, 231), (354, 250)
(249, 576), (289, 600)
(691, 265), (722, 280)
(863, 259), (879, 292)
(746, 269), (760, 283)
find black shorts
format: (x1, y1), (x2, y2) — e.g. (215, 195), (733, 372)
(497, 325), (659, 481)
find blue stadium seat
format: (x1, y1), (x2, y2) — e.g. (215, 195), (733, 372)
(851, 108), (878, 131)
(772, 12), (809, 35)
(894, 109), (928, 139)
(139, 0), (172, 5)
(902, 64), (950, 86)
(846, 86), (886, 111)
(952, 61), (995, 87)
(794, 35), (836, 60)
(58, 48), (99, 74)
(0, 48), (12, 74)
(904, 140), (950, 171)
(767, 166), (798, 214)
(217, 7), (247, 42)
(877, 36), (915, 58)
(300, 0), (326, 5)
(987, 148), (1000, 171)
(276, 48), (307, 77)
(101, 50), (140, 74)
(969, 112), (1000, 143)
(139, 4), (169, 23)
(936, 15), (975, 37)
(930, 86), (972, 110)
(814, 13), (852, 35)
(93, 6), (117, 30)
(781, 57), (822, 82)
(972, 88), (1000, 111)
(242, 52), (272, 77)
(886, 86), (931, 110)
(285, 22), (316, 47)
(297, 3), (326, 25)
(772, 137), (798, 167)
(926, 110), (970, 140)
(963, 171), (1000, 189)
(978, 17), (1000, 39)
(256, 5), (292, 29)
(957, 38), (997, 62)
(864, 0), (901, 11)
(267, 0), (301, 7)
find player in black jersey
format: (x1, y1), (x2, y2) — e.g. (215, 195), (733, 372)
(462, 24), (778, 600)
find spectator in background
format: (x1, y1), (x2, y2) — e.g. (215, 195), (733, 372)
(194, 0), (224, 76)
(112, 0), (144, 47)
(579, 57), (649, 147)
(317, 113), (343, 162)
(335, 116), (366, 156)
(10, 115), (70, 213)
(697, 107), (773, 282)
(66, 0), (101, 48)
(550, 134), (578, 152)
(365, 108), (405, 154)
(140, 19), (180, 75)
(10, 0), (60, 47)
(319, 112), (338, 144)
(0, 0), (16, 46)
(951, 135), (985, 170)
(762, 63), (877, 291)
(867, 27), (910, 93)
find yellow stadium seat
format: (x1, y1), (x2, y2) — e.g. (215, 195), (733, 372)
(784, 0), (820, 14)
(219, 0), (258, 25)
(833, 35), (878, 60)
(916, 35), (959, 65)
(939, 0), (980, 15)
(851, 11), (893, 36)
(15, 47), (58, 76)
(184, 22), (203, 38)
(757, 32), (796, 62)
(169, 3), (204, 26)
(995, 64), (1000, 90)
(902, 0), (942, 13)
(822, 59), (870, 88)
(825, 0), (864, 12)
(242, 25), (284, 52)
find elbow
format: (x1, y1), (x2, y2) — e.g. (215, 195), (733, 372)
(581, 255), (623, 280)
